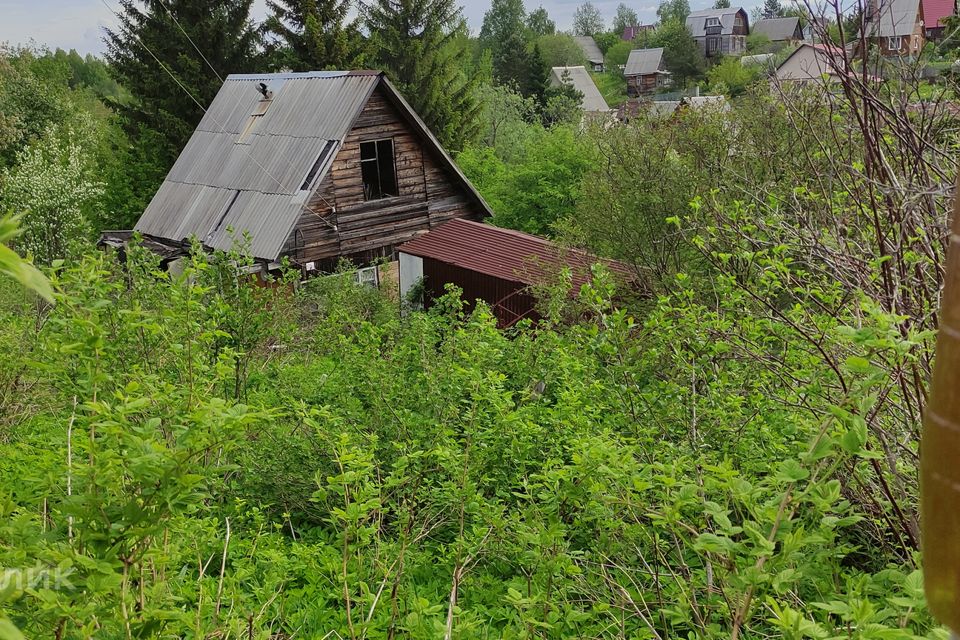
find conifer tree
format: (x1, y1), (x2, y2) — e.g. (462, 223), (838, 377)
(481, 0), (531, 91)
(263, 0), (363, 71)
(760, 0), (785, 18)
(104, 0), (261, 162)
(360, 0), (481, 150)
(523, 42), (550, 105)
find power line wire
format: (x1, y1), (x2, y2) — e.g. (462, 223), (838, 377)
(98, 0), (339, 235)
(155, 0), (225, 84)
(130, 0), (339, 222)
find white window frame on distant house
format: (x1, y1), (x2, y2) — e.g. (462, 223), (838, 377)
(706, 16), (721, 27)
(355, 265), (379, 288)
(887, 35), (903, 50)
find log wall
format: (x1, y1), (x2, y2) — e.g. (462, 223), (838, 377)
(282, 85), (485, 266)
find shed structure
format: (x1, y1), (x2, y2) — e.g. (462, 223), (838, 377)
(864, 0), (926, 55)
(574, 36), (606, 71)
(622, 24), (655, 40)
(921, 0), (954, 38)
(397, 219), (640, 328)
(752, 17), (804, 43)
(624, 48), (672, 96)
(549, 66), (611, 114)
(773, 43), (843, 83)
(105, 71), (492, 273)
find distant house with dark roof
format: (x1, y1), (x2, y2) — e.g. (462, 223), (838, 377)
(921, 0), (953, 38)
(397, 218), (642, 328)
(624, 48), (672, 96)
(753, 17), (804, 44)
(686, 7), (750, 57)
(549, 66), (611, 114)
(574, 36), (606, 72)
(622, 24), (655, 41)
(864, 0), (926, 55)
(103, 71), (491, 274)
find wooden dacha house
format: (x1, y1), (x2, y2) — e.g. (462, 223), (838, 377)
(102, 71), (492, 274)
(686, 7), (750, 57)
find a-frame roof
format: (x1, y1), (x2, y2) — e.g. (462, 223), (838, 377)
(135, 71), (492, 262)
(753, 17), (803, 41)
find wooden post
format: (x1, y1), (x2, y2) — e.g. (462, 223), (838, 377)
(922, 173), (960, 632)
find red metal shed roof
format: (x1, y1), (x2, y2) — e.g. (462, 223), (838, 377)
(923, 0), (953, 27)
(398, 219), (640, 292)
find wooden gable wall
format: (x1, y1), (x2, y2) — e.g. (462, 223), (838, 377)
(283, 84), (485, 268)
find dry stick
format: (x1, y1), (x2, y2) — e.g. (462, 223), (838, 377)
(67, 396), (76, 543)
(121, 560), (133, 640)
(338, 477), (358, 640)
(194, 545), (205, 636)
(213, 517), (231, 628)
(444, 564), (463, 640)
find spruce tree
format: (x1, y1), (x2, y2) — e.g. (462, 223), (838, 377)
(760, 0), (785, 18)
(360, 0), (481, 150)
(263, 0), (363, 71)
(104, 0), (261, 162)
(522, 42), (550, 106)
(481, 0), (531, 91)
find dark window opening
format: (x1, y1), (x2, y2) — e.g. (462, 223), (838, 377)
(360, 139), (398, 201)
(301, 140), (338, 191)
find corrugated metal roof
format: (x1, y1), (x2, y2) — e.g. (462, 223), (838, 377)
(549, 66), (611, 113)
(922, 0), (952, 28)
(574, 36), (605, 64)
(136, 70), (494, 262)
(868, 0), (922, 36)
(624, 48), (667, 76)
(752, 17), (802, 40)
(741, 53), (776, 66)
(686, 7), (749, 37)
(398, 219), (638, 291)
(135, 71), (379, 261)
(649, 100), (681, 117)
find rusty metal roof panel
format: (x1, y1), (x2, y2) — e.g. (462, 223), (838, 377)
(135, 71), (378, 261)
(398, 219), (639, 291)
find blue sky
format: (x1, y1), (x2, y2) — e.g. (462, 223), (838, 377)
(0, 0), (740, 56)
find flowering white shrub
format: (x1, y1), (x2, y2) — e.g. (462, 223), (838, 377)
(0, 122), (104, 263)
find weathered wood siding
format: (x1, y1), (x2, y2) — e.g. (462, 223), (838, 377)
(627, 73), (658, 96)
(282, 86), (484, 266)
